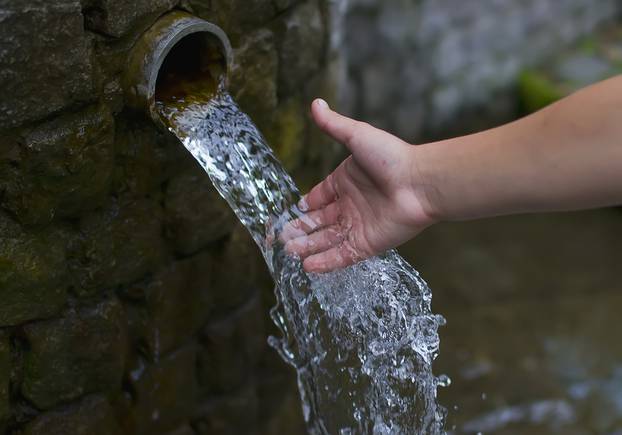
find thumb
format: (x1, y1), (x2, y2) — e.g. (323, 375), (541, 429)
(311, 99), (369, 154)
(311, 98), (406, 168)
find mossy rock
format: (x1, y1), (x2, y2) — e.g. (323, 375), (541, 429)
(0, 105), (115, 226)
(0, 214), (69, 326)
(266, 98), (306, 171)
(21, 395), (122, 435)
(21, 299), (128, 410)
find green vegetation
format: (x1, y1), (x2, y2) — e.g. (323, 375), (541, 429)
(518, 71), (564, 113)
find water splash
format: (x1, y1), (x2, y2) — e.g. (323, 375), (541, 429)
(157, 89), (446, 434)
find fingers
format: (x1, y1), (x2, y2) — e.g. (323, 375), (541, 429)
(284, 225), (345, 258)
(279, 202), (341, 242)
(303, 243), (360, 274)
(302, 173), (338, 212)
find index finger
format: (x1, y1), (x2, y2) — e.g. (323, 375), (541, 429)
(302, 173), (338, 212)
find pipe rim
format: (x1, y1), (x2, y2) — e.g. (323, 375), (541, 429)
(125, 11), (233, 124)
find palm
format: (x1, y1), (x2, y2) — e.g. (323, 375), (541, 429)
(332, 157), (416, 254)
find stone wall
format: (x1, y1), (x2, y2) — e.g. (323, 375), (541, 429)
(0, 1), (338, 434)
(342, 0), (622, 140)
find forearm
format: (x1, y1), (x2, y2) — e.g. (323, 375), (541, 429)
(416, 75), (622, 222)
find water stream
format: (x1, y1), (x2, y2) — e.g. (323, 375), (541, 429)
(156, 84), (447, 434)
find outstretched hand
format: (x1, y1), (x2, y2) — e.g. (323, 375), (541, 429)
(280, 99), (438, 273)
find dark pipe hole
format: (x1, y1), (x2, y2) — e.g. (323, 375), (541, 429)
(155, 32), (226, 104)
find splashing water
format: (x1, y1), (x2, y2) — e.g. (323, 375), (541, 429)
(157, 87), (447, 434)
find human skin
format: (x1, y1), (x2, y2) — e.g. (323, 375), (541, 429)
(281, 75), (622, 273)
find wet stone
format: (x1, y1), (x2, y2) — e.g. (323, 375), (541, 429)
(127, 345), (198, 435)
(185, 0), (276, 44)
(82, 0), (177, 37)
(0, 214), (68, 327)
(0, 105), (114, 226)
(0, 0), (94, 129)
(69, 196), (166, 294)
(194, 385), (259, 435)
(21, 395), (121, 435)
(210, 225), (260, 316)
(229, 29), (279, 134)
(165, 425), (196, 435)
(0, 331), (10, 431)
(266, 97), (307, 170)
(164, 169), (234, 256)
(125, 251), (214, 359)
(198, 296), (265, 394)
(21, 298), (128, 410)
(112, 120), (190, 196)
(275, 0), (325, 96)
(256, 369), (307, 435)
(273, 0), (294, 12)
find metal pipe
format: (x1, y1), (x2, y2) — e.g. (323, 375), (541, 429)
(123, 11), (233, 125)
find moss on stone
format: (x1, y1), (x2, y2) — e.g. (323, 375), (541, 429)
(518, 70), (564, 113)
(229, 28), (279, 134)
(21, 299), (128, 410)
(0, 214), (68, 326)
(68, 197), (166, 295)
(1, 105), (115, 226)
(268, 98), (306, 170)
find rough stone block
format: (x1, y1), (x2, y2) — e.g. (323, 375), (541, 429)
(0, 105), (114, 226)
(112, 120), (190, 196)
(257, 377), (306, 435)
(210, 225), (260, 316)
(21, 395), (122, 435)
(125, 251), (214, 359)
(184, 0), (276, 44)
(165, 425), (195, 435)
(198, 296), (265, 394)
(0, 331), (10, 430)
(128, 345), (198, 435)
(0, 1), (94, 129)
(229, 29), (279, 134)
(82, 0), (177, 38)
(164, 168), (234, 256)
(273, 0), (294, 12)
(0, 213), (68, 326)
(265, 97), (306, 170)
(21, 298), (128, 410)
(69, 196), (166, 294)
(275, 0), (325, 96)
(194, 385), (259, 435)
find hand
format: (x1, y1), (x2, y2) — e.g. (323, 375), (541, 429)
(281, 99), (438, 273)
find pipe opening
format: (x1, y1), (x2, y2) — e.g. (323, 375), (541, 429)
(155, 32), (226, 105)
(123, 11), (232, 126)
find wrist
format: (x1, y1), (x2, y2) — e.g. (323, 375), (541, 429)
(407, 142), (447, 225)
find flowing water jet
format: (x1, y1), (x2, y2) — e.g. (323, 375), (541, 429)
(125, 12), (447, 434)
